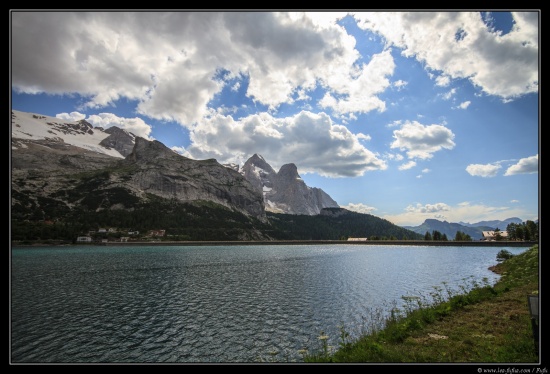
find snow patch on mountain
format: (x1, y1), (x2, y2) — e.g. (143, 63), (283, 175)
(11, 109), (126, 158)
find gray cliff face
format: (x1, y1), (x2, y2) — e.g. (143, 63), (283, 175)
(99, 127), (136, 157)
(119, 138), (266, 220)
(240, 154), (339, 215)
(11, 110), (267, 222)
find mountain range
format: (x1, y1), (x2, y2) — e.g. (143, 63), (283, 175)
(11, 109), (423, 242)
(11, 109), (527, 243)
(402, 217), (523, 241)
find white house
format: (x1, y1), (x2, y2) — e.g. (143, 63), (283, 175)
(347, 237), (368, 241)
(76, 236), (92, 242)
(482, 231), (508, 241)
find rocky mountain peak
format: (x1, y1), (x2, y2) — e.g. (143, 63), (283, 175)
(277, 163), (300, 180)
(240, 154), (339, 215)
(243, 153), (276, 174)
(98, 126), (136, 157)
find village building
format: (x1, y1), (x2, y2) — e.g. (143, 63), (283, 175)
(481, 231), (509, 241)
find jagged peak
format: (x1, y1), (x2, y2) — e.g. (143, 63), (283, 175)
(243, 153), (276, 174)
(251, 153), (265, 162)
(104, 126), (135, 139)
(277, 163), (299, 178)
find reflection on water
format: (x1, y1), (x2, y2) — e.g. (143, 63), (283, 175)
(11, 244), (527, 363)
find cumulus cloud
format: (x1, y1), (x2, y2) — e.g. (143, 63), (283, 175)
(12, 11), (538, 136)
(183, 110), (387, 177)
(465, 163), (502, 177)
(319, 49), (395, 116)
(353, 11), (539, 100)
(390, 120), (456, 160)
(342, 202), (377, 214)
(11, 12), (372, 126)
(171, 145), (186, 155)
(56, 112), (86, 121)
(504, 154), (538, 175)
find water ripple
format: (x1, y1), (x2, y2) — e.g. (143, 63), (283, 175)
(11, 244), (522, 363)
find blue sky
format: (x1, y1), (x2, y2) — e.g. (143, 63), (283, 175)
(10, 11), (539, 226)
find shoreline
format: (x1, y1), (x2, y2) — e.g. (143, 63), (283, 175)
(11, 240), (537, 247)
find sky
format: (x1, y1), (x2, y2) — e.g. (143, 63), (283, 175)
(10, 10), (540, 227)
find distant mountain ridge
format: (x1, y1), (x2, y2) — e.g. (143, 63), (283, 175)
(403, 217), (523, 240)
(458, 217), (523, 228)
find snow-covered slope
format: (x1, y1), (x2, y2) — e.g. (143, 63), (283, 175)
(11, 110), (131, 158)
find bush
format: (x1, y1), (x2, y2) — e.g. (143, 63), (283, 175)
(496, 249), (515, 262)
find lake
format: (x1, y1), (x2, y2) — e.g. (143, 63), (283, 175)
(10, 244), (529, 363)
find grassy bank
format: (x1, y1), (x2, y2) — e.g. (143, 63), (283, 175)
(303, 245), (539, 363)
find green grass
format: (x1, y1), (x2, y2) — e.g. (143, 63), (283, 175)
(302, 245), (539, 363)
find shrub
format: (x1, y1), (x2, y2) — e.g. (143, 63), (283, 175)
(496, 249), (515, 262)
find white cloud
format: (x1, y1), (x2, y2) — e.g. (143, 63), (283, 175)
(504, 154), (538, 175)
(393, 79), (408, 90)
(442, 88), (457, 100)
(390, 120), (456, 160)
(406, 202), (451, 214)
(56, 112), (86, 121)
(353, 11), (539, 100)
(84, 113), (153, 139)
(356, 133), (371, 141)
(435, 74), (451, 87)
(465, 163), (502, 177)
(13, 12), (384, 127)
(416, 168), (430, 178)
(387, 120), (402, 128)
(398, 160), (416, 170)
(12, 11), (538, 136)
(342, 202), (377, 214)
(319, 50), (395, 115)
(171, 145), (186, 155)
(456, 101), (471, 109)
(184, 110), (387, 177)
(385, 153), (404, 161)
